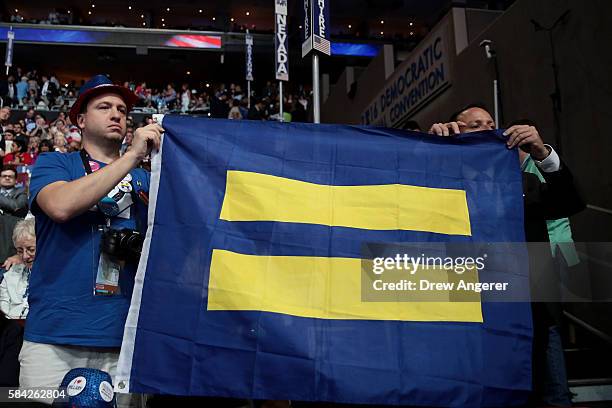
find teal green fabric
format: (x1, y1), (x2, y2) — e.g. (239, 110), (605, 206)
(522, 156), (580, 266)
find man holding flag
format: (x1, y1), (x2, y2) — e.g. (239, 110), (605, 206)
(19, 74), (162, 405)
(430, 105), (584, 406)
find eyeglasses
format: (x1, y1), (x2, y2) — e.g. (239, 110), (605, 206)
(16, 247), (36, 256)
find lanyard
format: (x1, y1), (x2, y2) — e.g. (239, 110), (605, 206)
(80, 149), (146, 232)
(80, 149), (131, 221)
(80, 149), (95, 174)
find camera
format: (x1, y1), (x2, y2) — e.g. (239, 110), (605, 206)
(100, 228), (144, 262)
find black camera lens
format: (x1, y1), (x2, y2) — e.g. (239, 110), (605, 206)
(100, 228), (144, 262)
(121, 231), (144, 255)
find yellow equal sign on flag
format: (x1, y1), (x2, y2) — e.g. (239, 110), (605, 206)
(208, 250), (482, 322)
(219, 171), (471, 236)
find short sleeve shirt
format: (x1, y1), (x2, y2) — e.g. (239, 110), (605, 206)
(26, 152), (149, 347)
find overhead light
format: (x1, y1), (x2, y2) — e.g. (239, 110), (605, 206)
(88, 11), (92, 15)
(380, 20), (384, 24)
(199, 9), (203, 13)
(380, 31), (384, 35)
(91, 4), (95, 8)
(230, 17), (235, 22)
(299, 25), (302, 29)
(206, 83), (210, 88)
(67, 10), (71, 13)
(128, 6), (132, 10)
(246, 11), (250, 16)
(65, 83), (68, 87)
(186, 71), (191, 75)
(212, 17), (216, 21)
(161, 18), (165, 22)
(14, 9), (18, 13)
(410, 31), (414, 36)
(166, 7), (170, 12)
(142, 22), (146, 26)
(409, 22), (414, 26)
(140, 14), (144, 18)
(162, 23), (166, 27)
(348, 24), (352, 29)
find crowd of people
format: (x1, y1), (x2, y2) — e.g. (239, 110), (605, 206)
(130, 80), (310, 122)
(0, 66), (313, 180)
(1, 66), (312, 121)
(0, 69), (313, 397)
(0, 67), (586, 407)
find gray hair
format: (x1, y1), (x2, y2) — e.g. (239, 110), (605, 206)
(12, 218), (35, 245)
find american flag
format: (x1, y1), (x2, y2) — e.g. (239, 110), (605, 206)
(165, 35), (222, 49)
(314, 35), (331, 55)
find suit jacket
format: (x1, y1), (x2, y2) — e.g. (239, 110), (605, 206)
(523, 161), (584, 367)
(522, 162), (584, 242)
(0, 187), (28, 218)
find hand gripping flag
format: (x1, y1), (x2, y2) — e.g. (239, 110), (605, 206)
(116, 116), (532, 406)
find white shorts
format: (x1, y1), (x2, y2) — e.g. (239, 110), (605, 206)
(19, 340), (142, 407)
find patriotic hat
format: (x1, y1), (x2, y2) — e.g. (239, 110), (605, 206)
(69, 75), (138, 125)
(52, 368), (116, 408)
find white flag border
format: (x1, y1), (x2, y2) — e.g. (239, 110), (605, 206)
(115, 114), (165, 393)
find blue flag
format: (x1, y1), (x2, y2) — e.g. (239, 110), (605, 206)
(116, 116), (532, 406)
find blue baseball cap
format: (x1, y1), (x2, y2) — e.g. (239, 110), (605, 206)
(69, 75), (138, 125)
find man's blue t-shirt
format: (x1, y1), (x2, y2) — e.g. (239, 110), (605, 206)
(27, 152), (149, 347)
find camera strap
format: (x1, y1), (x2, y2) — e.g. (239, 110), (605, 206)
(81, 149), (134, 297)
(79, 149), (94, 174)
(80, 149), (138, 222)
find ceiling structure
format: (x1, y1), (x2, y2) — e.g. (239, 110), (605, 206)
(1, 1), (516, 87)
(2, 1), (513, 43)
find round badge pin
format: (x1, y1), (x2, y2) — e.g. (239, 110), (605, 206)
(99, 380), (114, 402)
(67, 376), (87, 396)
(89, 161), (100, 172)
(118, 181), (133, 193)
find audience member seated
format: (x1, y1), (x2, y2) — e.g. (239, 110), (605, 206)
(0, 107), (10, 131)
(0, 166), (28, 218)
(38, 140), (53, 155)
(0, 218), (35, 320)
(3, 140), (34, 166)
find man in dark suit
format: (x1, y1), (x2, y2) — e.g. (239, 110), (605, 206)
(429, 104), (584, 239)
(430, 105), (584, 407)
(0, 167), (28, 218)
(40, 75), (58, 108)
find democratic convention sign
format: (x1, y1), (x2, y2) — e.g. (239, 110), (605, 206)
(361, 25), (451, 127)
(275, 0), (289, 81)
